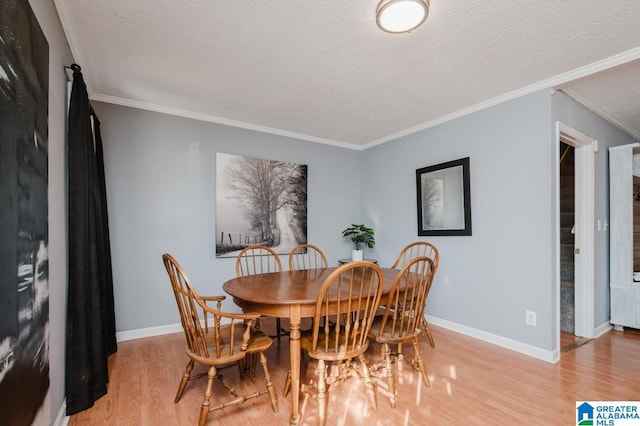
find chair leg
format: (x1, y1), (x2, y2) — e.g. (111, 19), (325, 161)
(412, 339), (430, 387)
(283, 370), (291, 397)
(382, 343), (396, 408)
(237, 359), (245, 380)
(199, 366), (216, 426)
(243, 352), (258, 375)
(422, 317), (435, 348)
(274, 317), (290, 340)
(284, 349), (307, 397)
(276, 318), (282, 340)
(259, 352), (279, 413)
(175, 359), (194, 403)
(317, 359), (327, 426)
(358, 354), (378, 412)
(397, 343), (404, 361)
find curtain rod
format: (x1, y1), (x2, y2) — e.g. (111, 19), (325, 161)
(64, 63), (82, 72)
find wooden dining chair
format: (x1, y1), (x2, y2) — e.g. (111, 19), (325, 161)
(235, 245), (283, 277)
(390, 241), (439, 347)
(288, 243), (328, 271)
(235, 245), (287, 340)
(368, 256), (435, 408)
(391, 241), (439, 271)
(162, 253), (278, 425)
(295, 261), (384, 426)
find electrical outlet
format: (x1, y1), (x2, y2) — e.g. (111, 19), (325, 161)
(525, 310), (537, 326)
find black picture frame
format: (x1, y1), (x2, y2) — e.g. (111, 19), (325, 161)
(416, 157), (472, 236)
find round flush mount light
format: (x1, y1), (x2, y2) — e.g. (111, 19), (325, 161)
(376, 0), (429, 34)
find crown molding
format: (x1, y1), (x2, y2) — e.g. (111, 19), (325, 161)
(363, 46), (640, 149)
(90, 93), (363, 150)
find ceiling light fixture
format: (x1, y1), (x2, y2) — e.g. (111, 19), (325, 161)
(376, 0), (429, 34)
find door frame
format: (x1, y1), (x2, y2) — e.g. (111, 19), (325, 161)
(556, 122), (596, 345)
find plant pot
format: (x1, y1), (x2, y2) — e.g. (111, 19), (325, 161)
(351, 249), (363, 261)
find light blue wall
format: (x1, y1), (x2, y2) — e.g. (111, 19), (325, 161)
(362, 90), (556, 350)
(551, 90), (637, 329)
(92, 103), (363, 331)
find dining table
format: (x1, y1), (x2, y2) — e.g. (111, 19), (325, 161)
(222, 265), (400, 426)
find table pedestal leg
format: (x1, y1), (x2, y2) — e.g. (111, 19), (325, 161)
(289, 305), (301, 426)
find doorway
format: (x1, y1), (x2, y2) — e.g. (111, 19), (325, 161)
(559, 143), (575, 336)
(556, 122), (596, 356)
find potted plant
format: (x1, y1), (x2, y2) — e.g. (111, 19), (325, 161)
(341, 224), (375, 261)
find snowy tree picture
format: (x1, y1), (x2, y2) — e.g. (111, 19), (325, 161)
(216, 153), (307, 257)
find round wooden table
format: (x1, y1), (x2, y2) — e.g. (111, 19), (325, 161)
(223, 266), (399, 426)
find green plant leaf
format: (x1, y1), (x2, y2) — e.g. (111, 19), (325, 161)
(341, 223), (375, 250)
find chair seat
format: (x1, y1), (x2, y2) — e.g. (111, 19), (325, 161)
(368, 315), (421, 345)
(189, 322), (273, 366)
(300, 328), (369, 361)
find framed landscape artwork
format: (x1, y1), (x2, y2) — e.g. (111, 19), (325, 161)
(215, 153), (308, 257)
(416, 157), (472, 236)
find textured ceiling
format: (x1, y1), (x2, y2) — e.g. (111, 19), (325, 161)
(54, 0), (640, 148)
(558, 58), (640, 139)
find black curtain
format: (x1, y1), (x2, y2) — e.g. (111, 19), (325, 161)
(65, 67), (117, 415)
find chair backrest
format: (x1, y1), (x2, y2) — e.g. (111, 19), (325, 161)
(288, 244), (328, 271)
(374, 256), (435, 340)
(163, 253), (256, 360)
(235, 245), (283, 278)
(391, 241), (439, 272)
(310, 261), (384, 357)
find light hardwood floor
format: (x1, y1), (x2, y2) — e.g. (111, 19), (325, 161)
(68, 320), (640, 425)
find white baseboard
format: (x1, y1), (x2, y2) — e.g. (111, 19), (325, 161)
(53, 399), (68, 426)
(594, 321), (613, 338)
(116, 323), (182, 342)
(425, 315), (557, 363)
